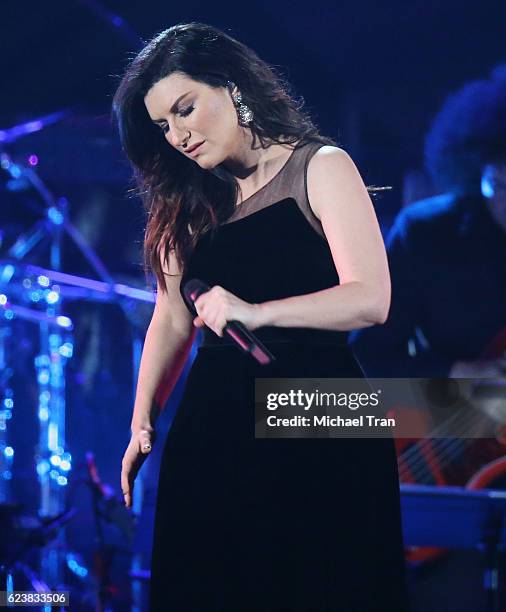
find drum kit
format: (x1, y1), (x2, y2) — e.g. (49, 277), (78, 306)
(0, 110), (153, 608)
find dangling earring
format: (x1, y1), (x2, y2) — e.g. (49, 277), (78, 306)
(228, 80), (254, 125)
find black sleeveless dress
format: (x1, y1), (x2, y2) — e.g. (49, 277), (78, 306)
(149, 141), (410, 611)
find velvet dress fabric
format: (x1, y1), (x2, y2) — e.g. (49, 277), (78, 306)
(149, 140), (410, 611)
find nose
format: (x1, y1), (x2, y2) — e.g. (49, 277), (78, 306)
(165, 120), (189, 149)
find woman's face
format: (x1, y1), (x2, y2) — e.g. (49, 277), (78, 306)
(144, 72), (240, 169)
(481, 162), (506, 234)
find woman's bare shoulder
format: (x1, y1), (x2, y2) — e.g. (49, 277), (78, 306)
(306, 146), (363, 221)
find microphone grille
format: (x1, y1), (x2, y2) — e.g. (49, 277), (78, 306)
(182, 278), (210, 307)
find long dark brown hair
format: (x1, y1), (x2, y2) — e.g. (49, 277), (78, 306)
(112, 22), (341, 292)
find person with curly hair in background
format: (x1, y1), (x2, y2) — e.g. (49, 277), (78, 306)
(351, 64), (506, 379)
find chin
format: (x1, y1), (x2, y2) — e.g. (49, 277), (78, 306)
(196, 156), (216, 170)
(195, 158), (209, 169)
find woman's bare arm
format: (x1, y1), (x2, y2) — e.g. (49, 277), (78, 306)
(122, 247), (195, 507)
(130, 253), (195, 433)
(256, 147), (391, 331)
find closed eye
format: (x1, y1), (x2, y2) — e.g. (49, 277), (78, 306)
(160, 105), (194, 134)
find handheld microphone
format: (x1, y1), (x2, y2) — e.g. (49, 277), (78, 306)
(183, 278), (276, 365)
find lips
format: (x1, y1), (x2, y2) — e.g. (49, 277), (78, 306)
(187, 141), (205, 155)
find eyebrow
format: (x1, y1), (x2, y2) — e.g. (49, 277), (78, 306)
(151, 91), (192, 124)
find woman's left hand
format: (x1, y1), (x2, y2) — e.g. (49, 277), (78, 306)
(193, 285), (263, 336)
